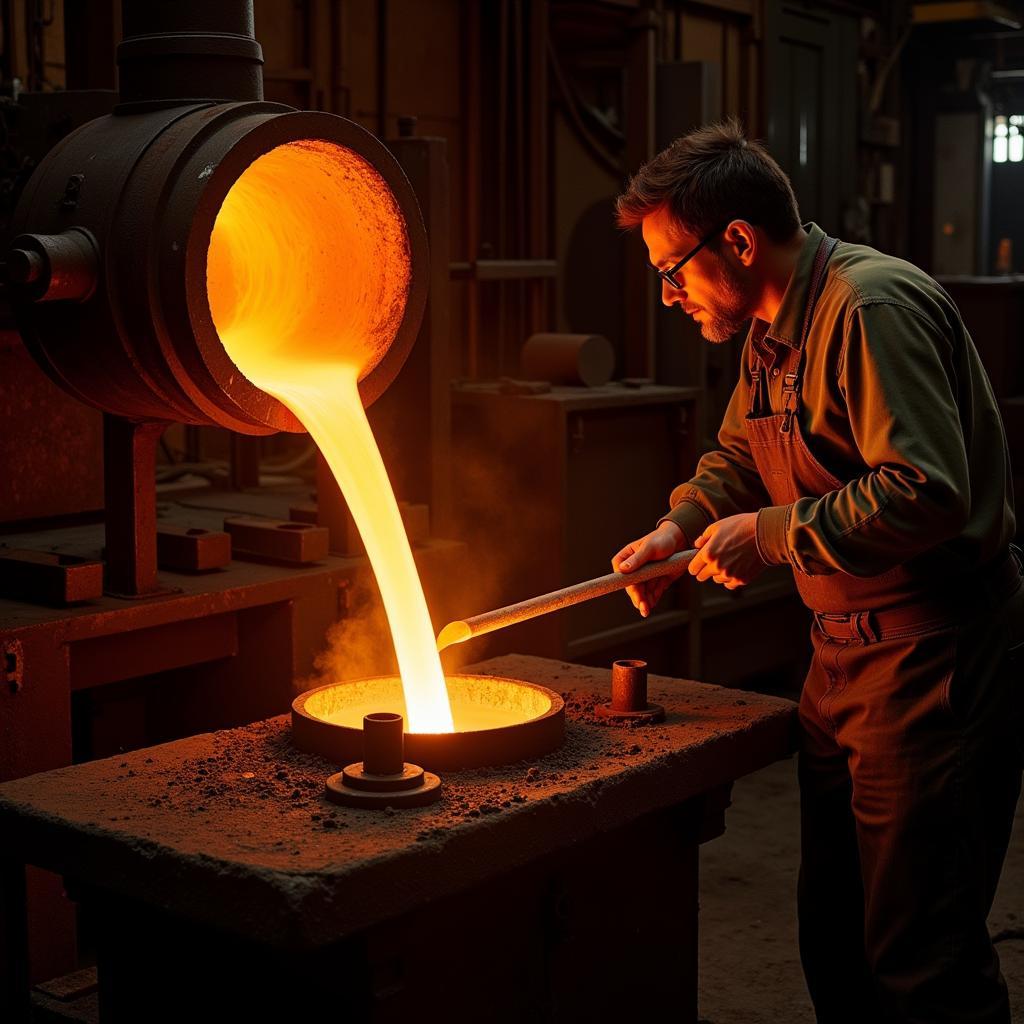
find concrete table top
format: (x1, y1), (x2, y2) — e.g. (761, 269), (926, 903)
(0, 655), (797, 949)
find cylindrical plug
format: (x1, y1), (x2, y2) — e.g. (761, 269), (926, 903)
(610, 659), (648, 712)
(325, 711), (441, 809)
(595, 658), (664, 725)
(362, 712), (404, 775)
(8, 229), (99, 302)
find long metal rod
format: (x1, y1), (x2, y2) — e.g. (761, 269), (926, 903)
(436, 549), (697, 652)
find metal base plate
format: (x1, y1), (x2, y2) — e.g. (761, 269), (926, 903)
(324, 766), (442, 809)
(594, 702), (665, 725)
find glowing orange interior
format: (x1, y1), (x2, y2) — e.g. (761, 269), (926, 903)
(304, 675), (555, 733)
(206, 139), (454, 733)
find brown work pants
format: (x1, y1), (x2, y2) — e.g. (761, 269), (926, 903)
(798, 578), (1024, 1023)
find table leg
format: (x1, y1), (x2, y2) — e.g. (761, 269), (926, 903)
(0, 858), (30, 1023)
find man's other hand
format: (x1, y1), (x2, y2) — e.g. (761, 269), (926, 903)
(612, 521), (685, 618)
(688, 513), (765, 590)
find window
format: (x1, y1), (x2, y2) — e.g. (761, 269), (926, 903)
(994, 115), (1024, 163)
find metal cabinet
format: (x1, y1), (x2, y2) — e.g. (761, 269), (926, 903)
(450, 382), (700, 667)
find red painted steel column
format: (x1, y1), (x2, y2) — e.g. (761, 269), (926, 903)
(102, 416), (167, 597)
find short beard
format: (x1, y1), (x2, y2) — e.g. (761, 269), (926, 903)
(698, 253), (755, 344)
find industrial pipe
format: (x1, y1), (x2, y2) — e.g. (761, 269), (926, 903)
(117, 0), (264, 109)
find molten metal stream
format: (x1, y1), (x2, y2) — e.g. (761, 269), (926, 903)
(207, 140), (454, 733)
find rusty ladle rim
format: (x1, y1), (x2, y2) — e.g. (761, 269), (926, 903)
(185, 109), (429, 430)
(290, 674), (567, 771)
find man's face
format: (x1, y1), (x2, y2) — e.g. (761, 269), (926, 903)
(641, 206), (754, 344)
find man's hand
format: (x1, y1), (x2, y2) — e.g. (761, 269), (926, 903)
(688, 513), (765, 590)
(612, 521), (685, 618)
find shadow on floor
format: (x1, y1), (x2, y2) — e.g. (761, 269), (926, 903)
(699, 755), (1024, 1023)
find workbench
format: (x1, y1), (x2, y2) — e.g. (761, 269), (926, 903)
(0, 655), (797, 1023)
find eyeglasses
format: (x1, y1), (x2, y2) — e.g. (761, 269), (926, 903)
(649, 222), (730, 289)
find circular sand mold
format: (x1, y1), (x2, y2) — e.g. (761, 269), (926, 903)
(291, 675), (565, 770)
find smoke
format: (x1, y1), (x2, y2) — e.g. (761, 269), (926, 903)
(297, 570), (398, 694)
(429, 405), (574, 669)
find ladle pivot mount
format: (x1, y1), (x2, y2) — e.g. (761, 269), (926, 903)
(595, 660), (665, 724)
(325, 713), (442, 809)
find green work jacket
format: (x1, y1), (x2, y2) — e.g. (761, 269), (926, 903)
(661, 223), (1016, 580)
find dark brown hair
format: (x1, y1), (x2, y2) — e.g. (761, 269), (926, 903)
(615, 118), (801, 243)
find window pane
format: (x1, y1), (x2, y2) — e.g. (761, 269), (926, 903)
(1011, 115), (1024, 126)
(1010, 133), (1024, 162)
(995, 136), (1008, 162)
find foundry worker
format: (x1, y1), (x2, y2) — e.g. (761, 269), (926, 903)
(612, 119), (1023, 1023)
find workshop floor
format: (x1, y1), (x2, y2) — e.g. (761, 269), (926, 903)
(699, 756), (1024, 1023)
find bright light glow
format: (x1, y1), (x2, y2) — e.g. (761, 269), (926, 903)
(995, 115), (1007, 164)
(1011, 125), (1024, 163)
(206, 140), (454, 733)
(991, 115), (1024, 163)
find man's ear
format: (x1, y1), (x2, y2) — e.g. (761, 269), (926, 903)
(725, 220), (757, 266)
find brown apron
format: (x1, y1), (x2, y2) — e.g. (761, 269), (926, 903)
(743, 234), (923, 614)
(759, 237), (1024, 1022)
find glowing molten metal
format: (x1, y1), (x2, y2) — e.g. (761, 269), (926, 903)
(206, 139), (454, 733)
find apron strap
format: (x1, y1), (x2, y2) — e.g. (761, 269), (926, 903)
(747, 344), (762, 416)
(781, 234), (839, 434)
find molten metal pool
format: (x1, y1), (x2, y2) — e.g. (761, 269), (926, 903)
(291, 674), (565, 770)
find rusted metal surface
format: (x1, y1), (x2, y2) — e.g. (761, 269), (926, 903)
(102, 416), (168, 598)
(0, 332), (104, 524)
(0, 550), (103, 606)
(69, 612), (239, 691)
(292, 674), (566, 770)
(287, 502), (318, 526)
(596, 658), (665, 724)
(436, 550), (696, 652)
(611, 658), (648, 711)
(325, 713), (443, 809)
(155, 525), (231, 573)
(224, 516), (329, 565)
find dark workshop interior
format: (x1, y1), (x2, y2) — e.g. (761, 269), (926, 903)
(1, 1), (1023, 1021)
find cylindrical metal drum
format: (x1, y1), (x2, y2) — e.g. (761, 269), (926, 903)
(9, 1), (428, 434)
(520, 332), (615, 387)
